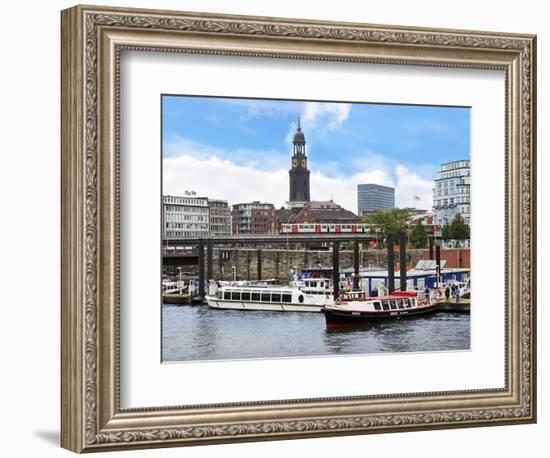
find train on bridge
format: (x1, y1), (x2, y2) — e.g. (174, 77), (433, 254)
(279, 223), (372, 234)
(279, 223), (441, 235)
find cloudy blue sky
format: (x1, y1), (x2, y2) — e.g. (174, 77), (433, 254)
(162, 95), (470, 213)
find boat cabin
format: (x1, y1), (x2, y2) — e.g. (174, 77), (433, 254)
(334, 291), (430, 312)
(218, 287), (304, 304)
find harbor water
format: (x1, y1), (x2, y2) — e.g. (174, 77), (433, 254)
(162, 304), (470, 362)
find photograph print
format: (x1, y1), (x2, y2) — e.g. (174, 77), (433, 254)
(161, 95), (471, 362)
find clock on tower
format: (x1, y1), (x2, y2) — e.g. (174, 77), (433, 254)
(288, 117), (311, 203)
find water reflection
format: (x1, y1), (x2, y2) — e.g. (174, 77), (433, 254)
(162, 304), (470, 362)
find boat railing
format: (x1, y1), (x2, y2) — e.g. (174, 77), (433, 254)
(336, 291), (370, 303)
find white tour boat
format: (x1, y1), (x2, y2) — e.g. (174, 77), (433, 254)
(206, 278), (334, 312)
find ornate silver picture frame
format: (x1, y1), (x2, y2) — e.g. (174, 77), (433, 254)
(61, 4), (536, 453)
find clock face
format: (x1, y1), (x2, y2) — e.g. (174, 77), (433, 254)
(301, 159), (307, 168)
(292, 158), (298, 168)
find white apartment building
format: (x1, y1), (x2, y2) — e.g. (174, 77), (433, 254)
(433, 160), (471, 226)
(163, 195), (210, 239)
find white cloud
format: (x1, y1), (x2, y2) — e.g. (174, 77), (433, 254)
(164, 136), (288, 172)
(394, 164), (434, 210)
(302, 102), (351, 129)
(309, 169), (393, 212)
(220, 99), (351, 132)
(164, 155), (288, 207)
(164, 149), (434, 214)
(283, 102), (351, 145)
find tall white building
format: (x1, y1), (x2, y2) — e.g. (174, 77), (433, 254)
(433, 160), (471, 226)
(163, 195), (210, 239)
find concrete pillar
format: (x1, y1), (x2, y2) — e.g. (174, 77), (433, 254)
(332, 242), (340, 299)
(234, 247), (239, 281)
(206, 239), (213, 281)
(275, 250), (279, 280)
(387, 234), (395, 292)
(353, 239), (360, 290)
(435, 245), (441, 287)
(257, 249), (262, 280)
(399, 232), (407, 291)
(198, 239), (205, 301)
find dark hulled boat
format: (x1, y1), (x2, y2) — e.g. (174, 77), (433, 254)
(323, 291), (437, 330)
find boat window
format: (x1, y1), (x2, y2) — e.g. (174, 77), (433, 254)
(389, 300), (397, 310)
(410, 298), (416, 307)
(397, 300), (405, 309)
(298, 295), (304, 303)
(261, 292), (271, 302)
(406, 299), (412, 308)
(320, 281), (324, 287)
(282, 294), (292, 303)
(231, 291), (241, 301)
(251, 292), (260, 301)
(224, 291), (231, 300)
(241, 292), (251, 301)
(381, 301), (390, 311)
(373, 301), (382, 311)
(271, 293), (281, 302)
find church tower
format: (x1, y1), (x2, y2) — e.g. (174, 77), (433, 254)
(288, 118), (311, 203)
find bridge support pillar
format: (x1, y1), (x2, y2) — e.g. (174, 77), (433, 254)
(332, 242), (340, 300)
(206, 239), (213, 281)
(387, 234), (395, 293)
(198, 239), (205, 302)
(257, 249), (262, 280)
(399, 232), (407, 291)
(353, 239), (360, 290)
(435, 244), (441, 288)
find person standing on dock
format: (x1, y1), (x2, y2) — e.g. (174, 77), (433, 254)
(445, 285), (451, 302)
(451, 283), (459, 302)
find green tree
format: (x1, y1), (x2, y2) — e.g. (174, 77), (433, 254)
(409, 221), (427, 248)
(449, 214), (470, 240)
(344, 240), (354, 250)
(442, 224), (452, 240)
(364, 209), (411, 243)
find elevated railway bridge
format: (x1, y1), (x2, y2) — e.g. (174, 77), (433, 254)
(161, 233), (409, 302)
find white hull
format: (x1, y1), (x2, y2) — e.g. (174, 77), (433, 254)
(206, 297), (323, 313)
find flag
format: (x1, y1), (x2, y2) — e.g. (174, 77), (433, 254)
(184, 191), (191, 196)
(191, 190), (197, 196)
(413, 195), (420, 201)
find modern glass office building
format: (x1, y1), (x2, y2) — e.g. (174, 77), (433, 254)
(357, 183), (395, 216)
